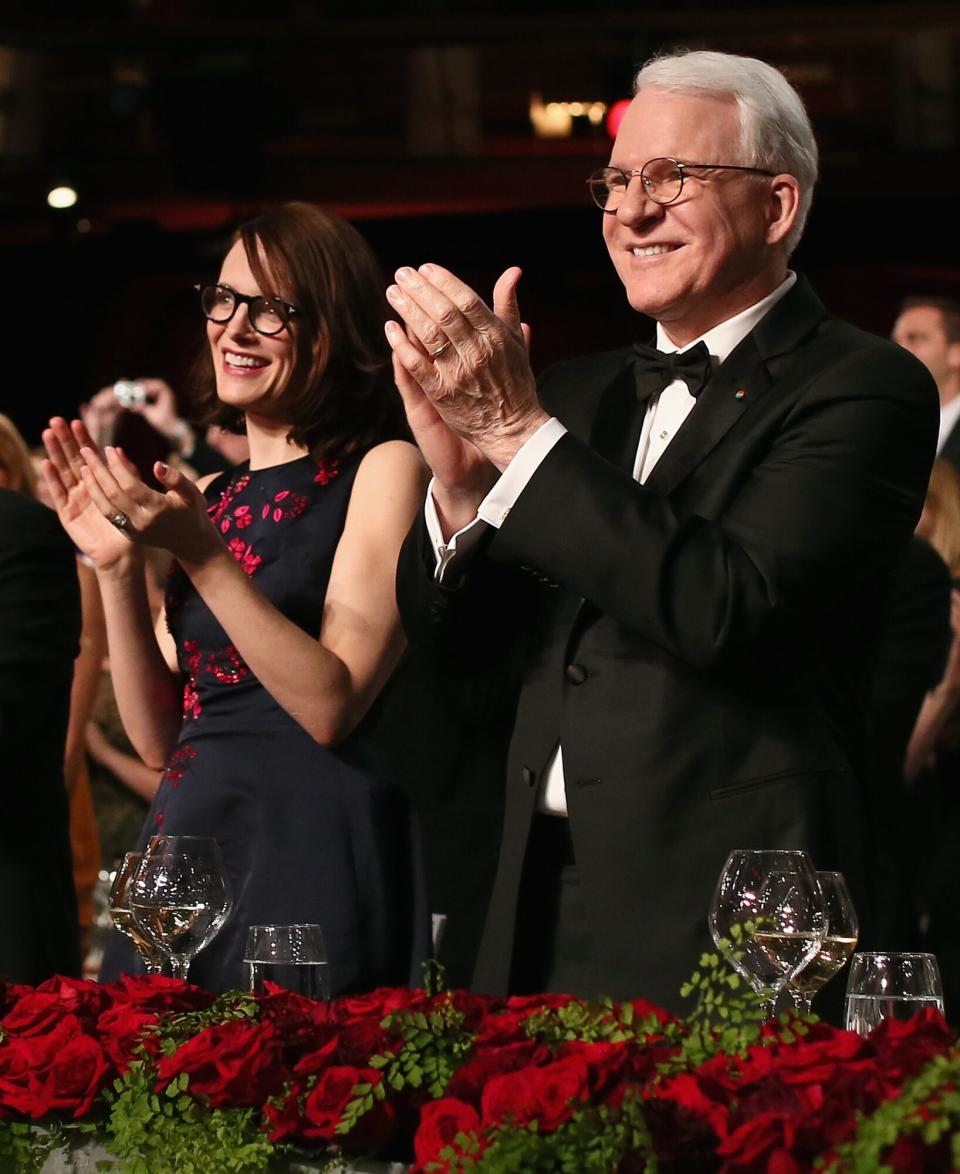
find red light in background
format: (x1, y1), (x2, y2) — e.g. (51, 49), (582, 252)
(605, 99), (631, 139)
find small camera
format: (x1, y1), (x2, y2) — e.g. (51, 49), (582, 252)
(113, 379), (148, 408)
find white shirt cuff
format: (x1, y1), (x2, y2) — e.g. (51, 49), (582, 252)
(425, 417), (567, 578)
(477, 417), (568, 529)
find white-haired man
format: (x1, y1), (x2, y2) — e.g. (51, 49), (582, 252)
(386, 50), (938, 1010)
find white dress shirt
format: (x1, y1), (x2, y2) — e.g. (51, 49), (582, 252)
(426, 273), (797, 814)
(938, 395), (960, 454)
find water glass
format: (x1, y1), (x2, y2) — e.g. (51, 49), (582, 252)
(844, 951), (944, 1034)
(244, 924), (329, 1000)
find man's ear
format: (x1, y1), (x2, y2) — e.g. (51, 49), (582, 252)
(765, 174), (801, 247)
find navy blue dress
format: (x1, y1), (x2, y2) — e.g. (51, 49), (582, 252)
(101, 451), (428, 994)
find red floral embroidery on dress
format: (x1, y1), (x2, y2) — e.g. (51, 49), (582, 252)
(261, 488), (308, 524)
(164, 743), (197, 787)
(153, 811), (164, 828)
(226, 537), (262, 576)
(314, 458), (340, 486)
(204, 645), (250, 685)
(209, 474), (251, 534)
(232, 504), (253, 530)
(181, 641), (203, 720)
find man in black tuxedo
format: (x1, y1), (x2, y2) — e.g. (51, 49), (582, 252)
(386, 50), (939, 1012)
(892, 297), (960, 473)
(0, 487), (81, 982)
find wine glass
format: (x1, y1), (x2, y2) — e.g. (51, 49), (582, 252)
(129, 835), (233, 981)
(708, 849), (826, 1020)
(787, 870), (859, 1015)
(108, 852), (166, 975)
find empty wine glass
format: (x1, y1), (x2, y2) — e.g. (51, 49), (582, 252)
(708, 849), (826, 1020)
(108, 852), (166, 975)
(787, 870), (859, 1015)
(129, 835), (233, 981)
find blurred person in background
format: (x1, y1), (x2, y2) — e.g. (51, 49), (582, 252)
(43, 202), (429, 995)
(0, 475), (80, 982)
(899, 458), (960, 1016)
(1, 413), (102, 959)
(81, 376), (246, 479)
(892, 297), (960, 473)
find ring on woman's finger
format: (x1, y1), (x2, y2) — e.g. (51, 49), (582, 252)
(109, 510), (131, 531)
(429, 341), (451, 358)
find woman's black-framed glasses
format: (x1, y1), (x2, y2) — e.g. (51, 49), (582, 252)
(195, 283), (299, 336)
(587, 157), (776, 211)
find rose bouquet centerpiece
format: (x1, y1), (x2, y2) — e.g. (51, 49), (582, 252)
(2, 952), (960, 1172)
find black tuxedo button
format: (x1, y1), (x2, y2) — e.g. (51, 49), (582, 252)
(521, 766), (536, 788)
(564, 663), (588, 685)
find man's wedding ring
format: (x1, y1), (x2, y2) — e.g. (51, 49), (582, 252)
(429, 341), (451, 358)
(109, 511), (130, 531)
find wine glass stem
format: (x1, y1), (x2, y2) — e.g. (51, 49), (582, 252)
(169, 957), (190, 981)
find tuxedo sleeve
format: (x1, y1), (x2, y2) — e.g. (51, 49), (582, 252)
(487, 336), (938, 668)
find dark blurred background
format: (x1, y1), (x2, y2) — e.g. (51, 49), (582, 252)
(2, 1), (959, 442)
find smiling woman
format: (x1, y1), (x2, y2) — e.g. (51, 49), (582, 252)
(41, 202), (430, 996)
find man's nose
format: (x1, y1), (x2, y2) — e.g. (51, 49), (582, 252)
(616, 179), (665, 226)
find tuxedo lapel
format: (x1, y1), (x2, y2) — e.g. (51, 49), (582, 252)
(641, 337), (772, 496)
(642, 275), (828, 496)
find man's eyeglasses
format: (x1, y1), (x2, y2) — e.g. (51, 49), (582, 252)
(587, 157), (776, 211)
(195, 283), (299, 336)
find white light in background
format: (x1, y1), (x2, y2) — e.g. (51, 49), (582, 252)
(529, 95), (607, 139)
(47, 185), (78, 209)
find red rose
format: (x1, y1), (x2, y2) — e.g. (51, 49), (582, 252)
(302, 1065), (396, 1152)
(257, 984), (339, 1062)
(293, 1034), (341, 1079)
(33, 1033), (111, 1118)
(654, 1071), (731, 1140)
(1, 992), (63, 1038)
(0, 1041), (33, 1115)
(716, 1109), (800, 1171)
(300, 1065), (373, 1140)
(155, 1021), (286, 1108)
(413, 1097), (481, 1172)
(96, 1004), (160, 1071)
(107, 973), (216, 1014)
(445, 1041), (541, 1104)
(337, 987), (427, 1021)
(868, 1007), (956, 1084)
(263, 1083), (309, 1144)
(481, 1053), (590, 1131)
(336, 1017), (396, 1067)
(473, 1010), (534, 1047)
(34, 976), (111, 1022)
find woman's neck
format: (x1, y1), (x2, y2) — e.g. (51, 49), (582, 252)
(244, 416), (309, 470)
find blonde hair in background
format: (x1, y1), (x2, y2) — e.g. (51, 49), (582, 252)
(0, 412), (38, 498)
(921, 458), (960, 579)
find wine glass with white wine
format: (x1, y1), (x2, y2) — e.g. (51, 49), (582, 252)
(108, 852), (166, 975)
(129, 836), (232, 981)
(709, 849), (826, 1020)
(786, 870), (859, 1015)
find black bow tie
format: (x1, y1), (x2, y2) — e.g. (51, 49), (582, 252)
(632, 340), (714, 401)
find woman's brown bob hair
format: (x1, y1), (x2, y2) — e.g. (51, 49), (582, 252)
(191, 202), (407, 460)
